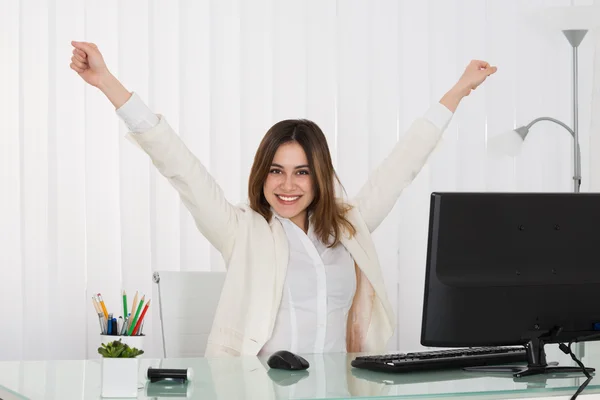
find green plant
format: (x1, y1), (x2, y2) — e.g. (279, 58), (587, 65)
(98, 339), (144, 358)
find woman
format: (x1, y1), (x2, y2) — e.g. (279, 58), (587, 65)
(70, 40), (496, 357)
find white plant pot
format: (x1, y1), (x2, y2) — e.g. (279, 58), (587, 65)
(101, 358), (139, 398)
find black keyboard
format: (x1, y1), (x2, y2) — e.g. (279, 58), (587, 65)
(352, 346), (527, 373)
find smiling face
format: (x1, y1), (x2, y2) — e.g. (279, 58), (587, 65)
(263, 141), (315, 229)
(249, 119), (347, 241)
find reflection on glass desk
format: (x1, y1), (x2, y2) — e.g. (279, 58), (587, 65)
(0, 344), (599, 399)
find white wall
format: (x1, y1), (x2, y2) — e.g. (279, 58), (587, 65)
(0, 0), (598, 361)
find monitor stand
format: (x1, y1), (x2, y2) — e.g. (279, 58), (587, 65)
(463, 336), (595, 378)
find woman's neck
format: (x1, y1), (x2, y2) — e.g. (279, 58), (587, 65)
(290, 211), (308, 233)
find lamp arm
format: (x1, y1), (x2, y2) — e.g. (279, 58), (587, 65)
(525, 117), (575, 138)
(523, 117), (581, 192)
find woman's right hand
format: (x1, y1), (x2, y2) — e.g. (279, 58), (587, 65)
(70, 41), (111, 88)
(70, 40), (132, 109)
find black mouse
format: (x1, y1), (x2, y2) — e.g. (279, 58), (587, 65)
(267, 350), (310, 370)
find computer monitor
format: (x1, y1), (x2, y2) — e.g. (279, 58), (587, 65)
(421, 192), (600, 377)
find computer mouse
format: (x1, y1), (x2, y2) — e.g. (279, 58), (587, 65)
(267, 350), (310, 370)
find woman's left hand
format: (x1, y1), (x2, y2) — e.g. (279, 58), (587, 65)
(455, 60), (497, 96)
(440, 60), (497, 112)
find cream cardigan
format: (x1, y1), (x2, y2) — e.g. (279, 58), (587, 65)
(127, 114), (445, 356)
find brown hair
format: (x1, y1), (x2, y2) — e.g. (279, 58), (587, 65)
(248, 119), (356, 246)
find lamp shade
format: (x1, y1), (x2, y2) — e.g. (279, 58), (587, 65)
(487, 130), (525, 157)
(528, 4), (600, 31)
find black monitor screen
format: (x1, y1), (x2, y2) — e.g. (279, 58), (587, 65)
(421, 192), (600, 348)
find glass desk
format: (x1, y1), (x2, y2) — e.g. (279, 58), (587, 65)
(0, 344), (599, 399)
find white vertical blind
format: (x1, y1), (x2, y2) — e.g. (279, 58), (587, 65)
(0, 0), (24, 362)
(306, 0), (337, 166)
(0, 0), (598, 361)
(336, 0), (370, 199)
(53, 0), (87, 361)
(21, 0), (50, 360)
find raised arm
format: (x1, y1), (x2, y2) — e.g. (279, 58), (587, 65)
(353, 60), (497, 232)
(70, 41), (132, 109)
(70, 41), (239, 258)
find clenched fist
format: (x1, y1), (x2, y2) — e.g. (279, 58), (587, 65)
(70, 41), (111, 88)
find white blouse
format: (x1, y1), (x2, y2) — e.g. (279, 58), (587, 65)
(259, 215), (356, 355)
